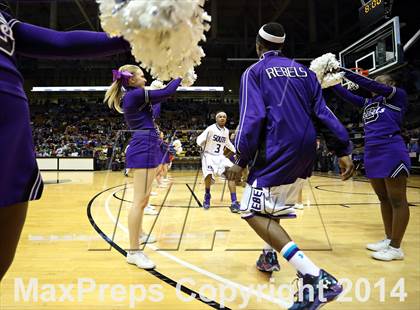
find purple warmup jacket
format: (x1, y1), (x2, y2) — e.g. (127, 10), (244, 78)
(333, 70), (407, 145)
(0, 10), (130, 207)
(234, 51), (351, 187)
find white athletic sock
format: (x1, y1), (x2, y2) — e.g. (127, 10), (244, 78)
(281, 241), (320, 276)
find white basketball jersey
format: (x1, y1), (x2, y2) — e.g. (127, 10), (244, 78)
(196, 124), (235, 155)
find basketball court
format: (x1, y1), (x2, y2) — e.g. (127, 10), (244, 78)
(0, 170), (419, 309)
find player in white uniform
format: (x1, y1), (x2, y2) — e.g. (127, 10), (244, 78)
(196, 112), (240, 212)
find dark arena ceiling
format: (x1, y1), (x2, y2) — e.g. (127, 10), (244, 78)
(2, 0), (419, 90)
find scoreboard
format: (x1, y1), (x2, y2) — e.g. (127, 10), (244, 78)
(359, 0), (391, 29)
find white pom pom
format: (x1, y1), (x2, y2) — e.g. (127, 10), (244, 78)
(181, 69), (198, 87)
(172, 139), (182, 148)
(97, 0), (210, 85)
(149, 80), (165, 90)
(171, 139), (183, 154)
(309, 53), (345, 88)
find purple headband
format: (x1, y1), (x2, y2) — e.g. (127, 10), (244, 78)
(112, 69), (133, 87)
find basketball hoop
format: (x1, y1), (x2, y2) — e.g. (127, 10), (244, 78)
(350, 67), (370, 76)
(340, 67), (367, 91)
(342, 68), (370, 90)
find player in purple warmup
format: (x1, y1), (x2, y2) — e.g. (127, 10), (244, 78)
(105, 64), (181, 269)
(0, 8), (131, 281)
(225, 22), (354, 310)
(331, 69), (411, 261)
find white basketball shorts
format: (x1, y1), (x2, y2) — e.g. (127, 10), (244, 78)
(201, 153), (234, 180)
(240, 178), (305, 219)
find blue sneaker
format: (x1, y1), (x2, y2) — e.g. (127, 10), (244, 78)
(289, 269), (342, 310)
(203, 193), (211, 210)
(230, 201), (240, 213)
(256, 249), (280, 272)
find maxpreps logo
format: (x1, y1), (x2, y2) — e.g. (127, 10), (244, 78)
(363, 102), (385, 124)
(0, 12), (15, 56)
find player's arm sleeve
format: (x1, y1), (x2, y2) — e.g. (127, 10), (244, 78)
(342, 69), (395, 98)
(148, 78), (182, 104)
(196, 128), (209, 147)
(14, 22), (130, 58)
(331, 84), (366, 108)
(234, 68), (266, 168)
(311, 73), (351, 150)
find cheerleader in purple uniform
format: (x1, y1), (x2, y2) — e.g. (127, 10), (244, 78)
(332, 70), (410, 261)
(105, 64), (181, 269)
(0, 9), (130, 281)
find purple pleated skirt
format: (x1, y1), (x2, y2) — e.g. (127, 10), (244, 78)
(364, 136), (411, 178)
(0, 92), (43, 208)
(125, 132), (161, 169)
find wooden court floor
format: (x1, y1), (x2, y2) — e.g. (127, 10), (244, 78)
(0, 170), (419, 309)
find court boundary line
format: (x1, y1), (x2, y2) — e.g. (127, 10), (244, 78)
(186, 183), (203, 208)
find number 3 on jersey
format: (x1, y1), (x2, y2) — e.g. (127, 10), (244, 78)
(215, 143), (221, 153)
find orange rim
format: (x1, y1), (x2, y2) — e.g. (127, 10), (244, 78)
(350, 67), (369, 76)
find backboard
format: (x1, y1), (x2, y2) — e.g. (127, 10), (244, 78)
(339, 16), (403, 79)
